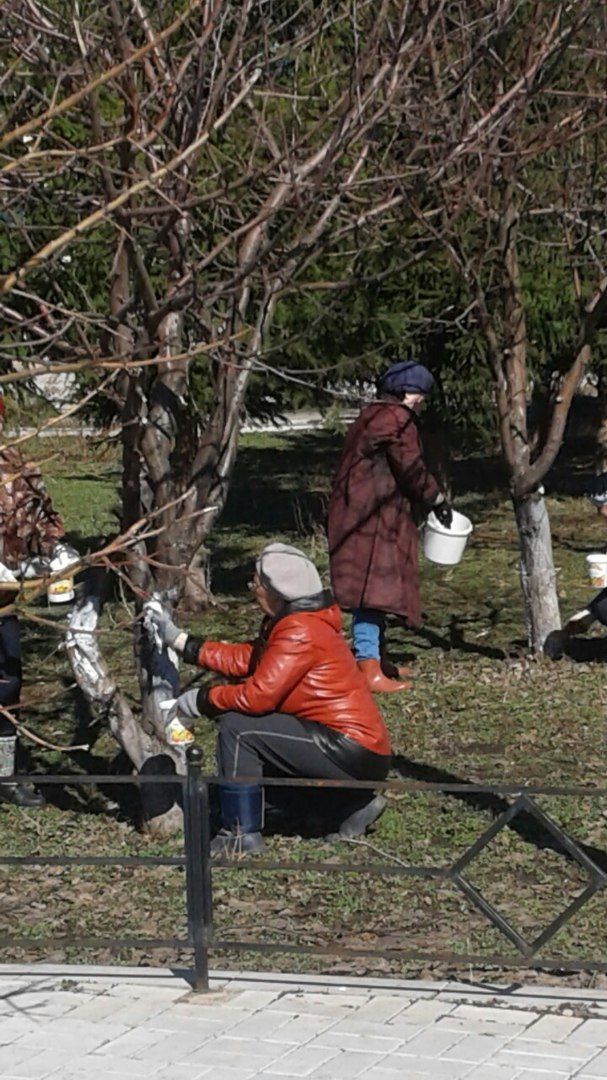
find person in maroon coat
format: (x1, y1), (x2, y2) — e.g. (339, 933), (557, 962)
(327, 361), (452, 692)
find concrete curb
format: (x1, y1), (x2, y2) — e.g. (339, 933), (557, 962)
(0, 964), (606, 1013)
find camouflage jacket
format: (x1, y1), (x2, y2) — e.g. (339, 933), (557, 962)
(0, 447), (64, 570)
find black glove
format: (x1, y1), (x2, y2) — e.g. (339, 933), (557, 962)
(195, 685), (221, 719)
(434, 501), (453, 529)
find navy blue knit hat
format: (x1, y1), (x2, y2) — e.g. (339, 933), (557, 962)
(378, 360), (434, 397)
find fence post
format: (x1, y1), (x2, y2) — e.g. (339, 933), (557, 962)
(184, 745), (212, 992)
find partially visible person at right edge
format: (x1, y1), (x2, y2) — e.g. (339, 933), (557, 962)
(327, 360), (452, 693)
(549, 474), (607, 650)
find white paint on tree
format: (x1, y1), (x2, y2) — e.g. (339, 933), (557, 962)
(514, 491), (562, 652)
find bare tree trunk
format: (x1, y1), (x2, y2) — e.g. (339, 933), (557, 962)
(471, 184), (567, 656)
(513, 489), (561, 652)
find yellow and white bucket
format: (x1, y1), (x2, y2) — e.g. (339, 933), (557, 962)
(586, 553), (607, 589)
(47, 547), (77, 604)
(47, 575), (75, 604)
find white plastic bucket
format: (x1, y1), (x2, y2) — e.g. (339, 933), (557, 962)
(586, 553), (607, 588)
(423, 509), (473, 566)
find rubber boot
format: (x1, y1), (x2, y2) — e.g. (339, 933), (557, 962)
(211, 782), (266, 857)
(357, 659), (411, 693)
(0, 785), (46, 809)
(327, 794), (387, 840)
(0, 736), (45, 809)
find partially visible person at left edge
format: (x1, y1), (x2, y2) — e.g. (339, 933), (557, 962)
(0, 389), (78, 808)
(327, 360), (452, 693)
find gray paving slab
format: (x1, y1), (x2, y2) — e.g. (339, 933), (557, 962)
(259, 1017), (337, 1045)
(512, 1073), (578, 1080)
(307, 1050), (390, 1077)
(192, 1069), (256, 1080)
(308, 1028), (404, 1054)
(464, 1067), (522, 1080)
(0, 1044), (43, 1074)
(151, 1068), (210, 1080)
(526, 1014), (584, 1041)
(576, 1049), (607, 1076)
(503, 1036), (593, 1061)
(0, 968), (607, 1079)
(565, 1018), (607, 1045)
(133, 1030), (216, 1063)
(341, 995), (408, 1024)
(260, 1045), (339, 1075)
(392, 1025), (462, 1055)
(7, 1049), (83, 1078)
(440, 1032), (510, 1062)
(434, 1014), (528, 1037)
(377, 1055), (473, 1078)
(491, 1047), (594, 1075)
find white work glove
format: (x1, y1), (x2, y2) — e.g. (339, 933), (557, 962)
(143, 600), (187, 652)
(51, 542), (80, 572)
(0, 562), (18, 584)
(159, 691), (199, 747)
(160, 689), (200, 723)
(19, 555), (51, 579)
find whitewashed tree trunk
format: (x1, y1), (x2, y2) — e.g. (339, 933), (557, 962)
(513, 489), (562, 653)
(66, 582), (185, 835)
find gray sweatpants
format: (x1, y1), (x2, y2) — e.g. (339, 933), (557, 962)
(215, 710), (387, 822)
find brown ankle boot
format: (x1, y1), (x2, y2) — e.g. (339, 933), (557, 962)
(357, 659), (411, 693)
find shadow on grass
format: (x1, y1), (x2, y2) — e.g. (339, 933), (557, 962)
(208, 540), (261, 595)
(413, 618), (509, 661)
(20, 735), (141, 821)
(221, 433), (337, 534)
(393, 754), (607, 875)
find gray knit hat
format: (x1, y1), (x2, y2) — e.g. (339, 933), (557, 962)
(256, 543), (323, 601)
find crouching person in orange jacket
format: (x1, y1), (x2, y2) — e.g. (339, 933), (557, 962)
(146, 543), (392, 857)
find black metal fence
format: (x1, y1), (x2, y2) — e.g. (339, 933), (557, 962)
(1, 746), (606, 990)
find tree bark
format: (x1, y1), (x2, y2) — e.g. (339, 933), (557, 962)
(480, 186), (565, 656)
(513, 489), (562, 653)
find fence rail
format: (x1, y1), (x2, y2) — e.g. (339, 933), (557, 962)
(0, 746), (605, 990)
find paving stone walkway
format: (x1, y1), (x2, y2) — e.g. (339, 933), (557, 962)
(0, 966), (607, 1079)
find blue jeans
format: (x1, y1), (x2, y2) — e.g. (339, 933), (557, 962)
(352, 609), (386, 661)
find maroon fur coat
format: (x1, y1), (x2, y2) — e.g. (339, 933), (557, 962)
(327, 402), (441, 626)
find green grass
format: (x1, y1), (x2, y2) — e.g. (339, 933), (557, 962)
(2, 430), (607, 985)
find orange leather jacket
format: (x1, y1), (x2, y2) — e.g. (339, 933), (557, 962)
(196, 603), (391, 757)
